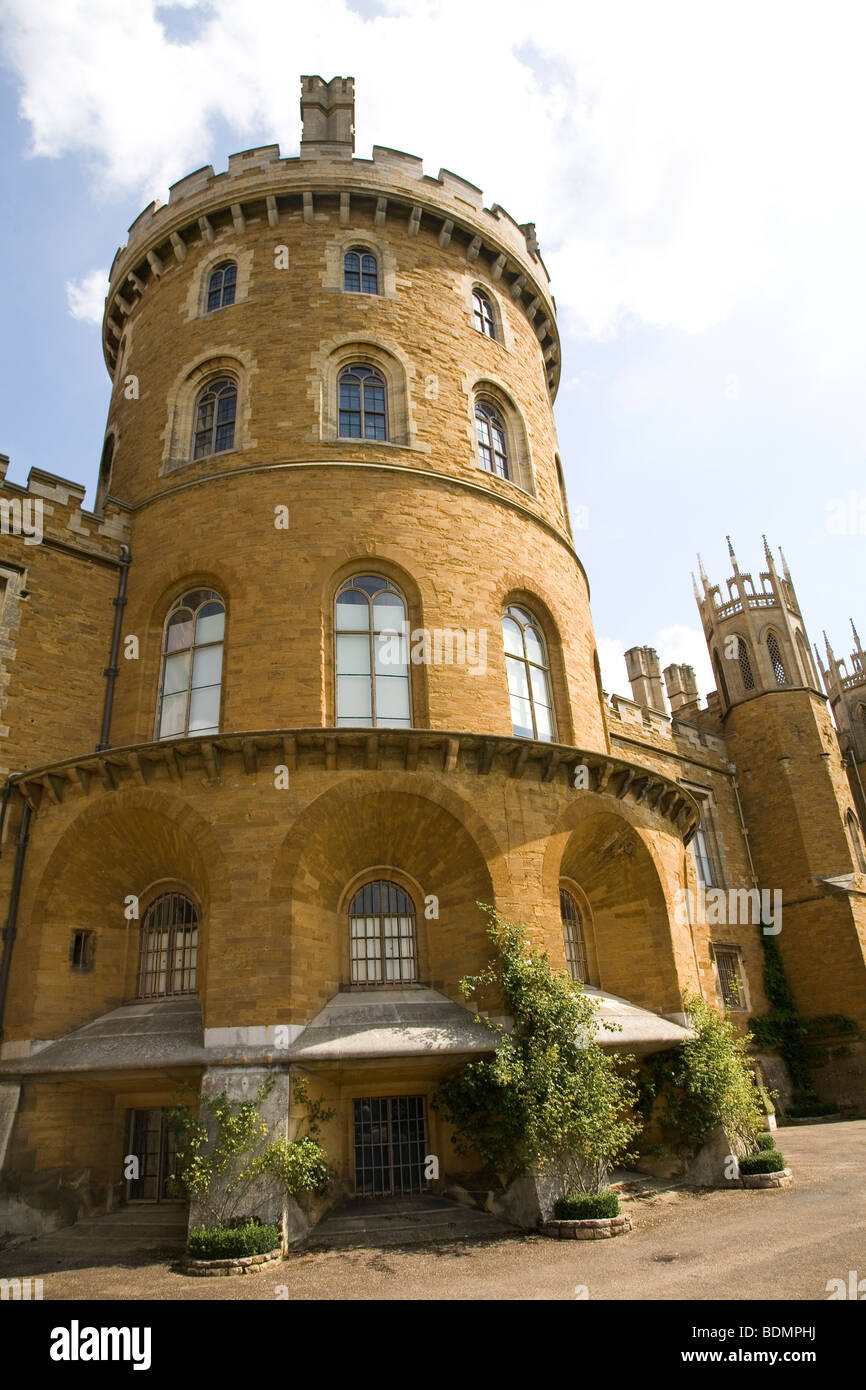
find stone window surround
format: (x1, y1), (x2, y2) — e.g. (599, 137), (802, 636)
(309, 334), (420, 450)
(499, 585), (569, 745)
(464, 372), (536, 497)
(462, 275), (512, 352)
(161, 349), (258, 473)
(322, 229), (398, 299)
(680, 781), (727, 891)
(185, 241), (255, 321)
(0, 563), (26, 752)
(126, 876), (204, 1002)
(710, 941), (751, 1013)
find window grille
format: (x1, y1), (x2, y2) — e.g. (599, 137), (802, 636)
(349, 880), (417, 983)
(714, 947), (746, 1010)
(137, 893), (199, 998)
(560, 889), (587, 983)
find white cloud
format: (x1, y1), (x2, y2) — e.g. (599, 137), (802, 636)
(596, 625), (714, 710)
(4, 0), (866, 368)
(66, 267), (109, 323)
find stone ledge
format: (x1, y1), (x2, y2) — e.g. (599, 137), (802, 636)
(539, 1215), (631, 1240)
(180, 1247), (283, 1276)
(739, 1168), (792, 1190)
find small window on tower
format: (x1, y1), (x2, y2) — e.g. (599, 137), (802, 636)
(70, 930), (95, 972)
(713, 946), (747, 1011)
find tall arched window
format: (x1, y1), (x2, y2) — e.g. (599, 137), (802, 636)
(137, 893), (199, 998)
(338, 364), (387, 440)
(349, 880), (417, 983)
(192, 377), (237, 458)
(157, 589), (225, 739)
(847, 811), (866, 873)
(207, 260), (237, 312)
(335, 575), (411, 727)
(767, 631), (788, 685)
(560, 888), (587, 983)
(502, 604), (555, 741)
(475, 400), (509, 479)
(472, 288), (496, 338)
(344, 247), (379, 294)
(735, 636), (755, 691)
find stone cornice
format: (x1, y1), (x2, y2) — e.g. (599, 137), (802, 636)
(7, 728), (700, 842)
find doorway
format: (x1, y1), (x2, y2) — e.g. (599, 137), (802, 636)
(126, 1108), (182, 1202)
(353, 1096), (428, 1197)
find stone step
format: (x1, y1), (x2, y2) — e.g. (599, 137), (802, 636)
(308, 1198), (513, 1250)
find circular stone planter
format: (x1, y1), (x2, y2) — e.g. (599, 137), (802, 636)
(740, 1168), (792, 1190)
(540, 1215), (631, 1240)
(180, 1247), (283, 1277)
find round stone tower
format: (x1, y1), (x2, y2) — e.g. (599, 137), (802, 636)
(0, 77), (703, 1233)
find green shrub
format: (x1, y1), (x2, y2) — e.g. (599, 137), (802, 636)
(553, 1190), (620, 1220)
(755, 1132), (777, 1150)
(739, 1150), (786, 1175)
(187, 1219), (281, 1260)
(787, 1101), (838, 1118)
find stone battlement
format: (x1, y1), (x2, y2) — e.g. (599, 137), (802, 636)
(0, 455), (131, 558)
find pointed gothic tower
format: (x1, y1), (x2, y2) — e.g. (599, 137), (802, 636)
(696, 541), (866, 1086)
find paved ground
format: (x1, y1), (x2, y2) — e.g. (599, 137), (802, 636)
(1, 1122), (863, 1301)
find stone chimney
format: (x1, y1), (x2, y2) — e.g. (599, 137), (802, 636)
(663, 663), (700, 715)
(300, 75), (355, 159)
(624, 646), (667, 713)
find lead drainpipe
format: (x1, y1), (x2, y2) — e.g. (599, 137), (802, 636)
(729, 769), (759, 890)
(0, 791), (31, 1043)
(96, 544), (131, 752)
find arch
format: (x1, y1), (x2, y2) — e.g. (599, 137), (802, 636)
(206, 259), (237, 312)
(344, 245), (379, 295)
(501, 601), (556, 742)
(334, 573), (411, 727)
(156, 587), (225, 739)
(269, 778), (501, 1015)
(468, 378), (535, 495)
(162, 351), (255, 470)
(766, 629), (789, 685)
(542, 803), (685, 1015)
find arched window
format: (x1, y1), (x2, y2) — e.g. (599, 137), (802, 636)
(137, 893), (198, 998)
(502, 604), (555, 741)
(157, 589), (225, 739)
(472, 288), (496, 339)
(735, 636), (755, 690)
(338, 364), (387, 440)
(192, 377), (237, 458)
(335, 575), (411, 727)
(475, 400), (509, 479)
(349, 880), (417, 983)
(847, 811), (866, 873)
(560, 888), (587, 983)
(207, 260), (237, 312)
(344, 248), (379, 295)
(767, 631), (788, 685)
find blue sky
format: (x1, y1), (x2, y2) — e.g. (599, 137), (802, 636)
(1, 0), (864, 703)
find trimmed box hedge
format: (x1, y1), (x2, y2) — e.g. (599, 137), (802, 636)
(740, 1150), (786, 1175)
(553, 1191), (620, 1220)
(755, 1132), (777, 1151)
(187, 1220), (281, 1260)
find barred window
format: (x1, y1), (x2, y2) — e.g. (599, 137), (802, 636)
(192, 377), (237, 458)
(157, 588), (225, 739)
(502, 604), (555, 741)
(344, 248), (379, 295)
(714, 946), (746, 1010)
(207, 261), (237, 312)
(335, 574), (410, 728)
(138, 894), (199, 998)
(338, 364), (387, 440)
(767, 631), (788, 685)
(472, 288), (496, 339)
(560, 889), (587, 983)
(475, 400), (509, 479)
(349, 880), (417, 983)
(736, 636), (755, 690)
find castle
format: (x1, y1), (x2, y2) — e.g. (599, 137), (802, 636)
(0, 77), (864, 1237)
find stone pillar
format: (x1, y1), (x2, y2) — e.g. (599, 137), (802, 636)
(625, 646), (667, 713)
(664, 663), (700, 715)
